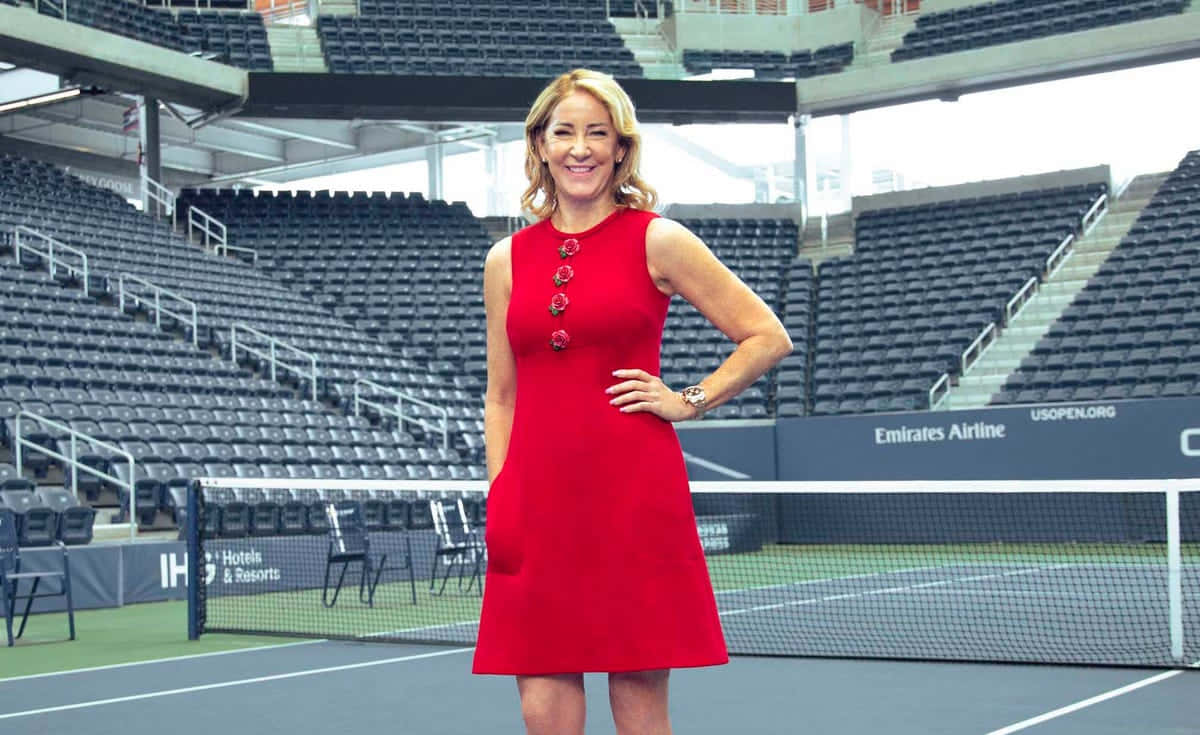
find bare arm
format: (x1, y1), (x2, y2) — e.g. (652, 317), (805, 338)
(483, 236), (517, 481)
(607, 218), (793, 420)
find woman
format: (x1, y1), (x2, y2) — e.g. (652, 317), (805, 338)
(474, 69), (793, 734)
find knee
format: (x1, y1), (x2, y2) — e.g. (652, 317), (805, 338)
(610, 671), (671, 735)
(519, 679), (584, 735)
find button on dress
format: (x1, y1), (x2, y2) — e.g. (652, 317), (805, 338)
(472, 207), (729, 675)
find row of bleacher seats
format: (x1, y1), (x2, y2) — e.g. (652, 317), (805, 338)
(893, 0), (1191, 62)
(0, 483), (95, 546)
(683, 43), (854, 80)
(34, 0), (272, 71)
(0, 156), (473, 415)
(316, 11), (641, 77)
(197, 487), (485, 538)
(993, 149), (1200, 405)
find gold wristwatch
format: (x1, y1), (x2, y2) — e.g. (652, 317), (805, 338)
(680, 385), (708, 416)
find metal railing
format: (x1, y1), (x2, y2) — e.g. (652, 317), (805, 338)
(119, 273), (200, 348)
(928, 373), (950, 411)
(34, 0), (67, 20)
(1005, 276), (1039, 325)
(144, 176), (176, 221)
(188, 205), (257, 263)
(1045, 233), (1075, 279)
(960, 322), (996, 376)
(1081, 192), (1108, 236)
(353, 379), (450, 449)
(231, 323), (319, 401)
(13, 225), (90, 296)
(669, 0), (866, 15)
(15, 411), (136, 542)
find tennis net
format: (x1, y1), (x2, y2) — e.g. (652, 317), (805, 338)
(186, 478), (1200, 668)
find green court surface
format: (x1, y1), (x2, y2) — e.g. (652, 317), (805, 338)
(0, 601), (298, 679)
(704, 542), (1200, 591)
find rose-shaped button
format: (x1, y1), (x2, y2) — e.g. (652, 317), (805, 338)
(549, 329), (570, 351)
(553, 264), (574, 287)
(559, 238), (580, 259)
(548, 292), (569, 316)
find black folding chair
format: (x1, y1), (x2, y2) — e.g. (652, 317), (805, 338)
(429, 497), (484, 596)
(1, 508), (75, 647)
(322, 501), (415, 607)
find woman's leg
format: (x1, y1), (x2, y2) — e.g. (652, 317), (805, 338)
(516, 674), (586, 735)
(608, 669), (671, 735)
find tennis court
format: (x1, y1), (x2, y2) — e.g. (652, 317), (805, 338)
(1, 639), (1195, 734)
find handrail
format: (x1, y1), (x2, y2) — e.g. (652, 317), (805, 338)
(1005, 276), (1039, 324)
(1080, 192), (1108, 236)
(188, 205), (227, 253)
(15, 411), (136, 542)
(960, 322), (996, 376)
(1045, 233), (1074, 279)
(143, 177), (176, 220)
(231, 323), (319, 401)
(353, 379), (450, 449)
(13, 225), (90, 296)
(928, 373), (950, 411)
(119, 273), (199, 348)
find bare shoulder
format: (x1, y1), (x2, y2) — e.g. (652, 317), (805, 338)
(646, 216), (696, 252)
(486, 235), (513, 265)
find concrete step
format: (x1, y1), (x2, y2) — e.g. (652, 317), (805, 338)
(316, 0), (357, 14)
(267, 25), (327, 71)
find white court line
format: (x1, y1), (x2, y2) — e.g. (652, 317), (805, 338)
(984, 670), (1183, 734)
(0, 639), (327, 683)
(0, 647), (474, 721)
(718, 565), (1059, 617)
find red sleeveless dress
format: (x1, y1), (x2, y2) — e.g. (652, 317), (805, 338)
(472, 207), (729, 675)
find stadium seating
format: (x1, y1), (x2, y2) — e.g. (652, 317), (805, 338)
(177, 11), (274, 72)
(37, 0), (187, 52)
(811, 183), (1107, 415)
(316, 0), (642, 78)
(683, 43), (854, 80)
(34, 0), (272, 71)
(992, 151), (1200, 404)
(775, 257), (814, 417)
(893, 0), (1192, 62)
(666, 218), (800, 418)
(0, 154), (488, 530)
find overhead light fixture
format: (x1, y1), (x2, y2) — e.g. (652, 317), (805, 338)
(0, 85), (99, 115)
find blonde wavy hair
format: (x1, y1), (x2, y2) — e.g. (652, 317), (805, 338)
(521, 69), (658, 220)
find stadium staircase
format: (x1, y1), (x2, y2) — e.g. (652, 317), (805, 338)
(610, 16), (685, 79)
(851, 9), (918, 70)
(266, 24), (329, 73)
(939, 172), (1168, 410)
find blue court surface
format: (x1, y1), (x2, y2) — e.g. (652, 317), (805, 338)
(0, 641), (1194, 734)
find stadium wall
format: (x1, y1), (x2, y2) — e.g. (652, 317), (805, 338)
(850, 165), (1111, 216)
(776, 396), (1200, 481)
(665, 202), (806, 223)
(663, 3), (872, 53)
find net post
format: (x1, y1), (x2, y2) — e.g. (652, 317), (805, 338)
(1165, 486), (1183, 662)
(187, 479), (202, 641)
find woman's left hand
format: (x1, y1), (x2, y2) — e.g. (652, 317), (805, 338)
(606, 368), (698, 422)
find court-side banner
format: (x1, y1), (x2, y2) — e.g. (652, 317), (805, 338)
(777, 396), (1200, 481)
(677, 422), (776, 480)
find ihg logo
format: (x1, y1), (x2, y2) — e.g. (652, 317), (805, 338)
(1183, 429), (1200, 458)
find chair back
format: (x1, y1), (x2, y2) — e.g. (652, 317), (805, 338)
(325, 501), (368, 556)
(0, 507), (17, 576)
(431, 498), (471, 546)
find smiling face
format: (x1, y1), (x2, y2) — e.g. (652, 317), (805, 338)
(537, 90), (627, 211)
